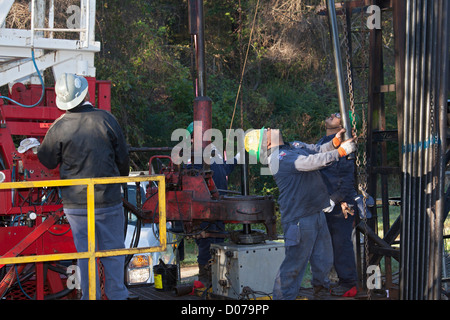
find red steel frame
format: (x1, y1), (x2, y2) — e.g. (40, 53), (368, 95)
(0, 77), (111, 299)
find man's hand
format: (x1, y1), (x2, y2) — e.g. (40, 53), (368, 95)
(337, 137), (357, 157)
(340, 202), (354, 219)
(335, 128), (346, 143)
(332, 128), (346, 148)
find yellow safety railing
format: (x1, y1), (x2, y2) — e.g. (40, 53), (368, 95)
(0, 175), (166, 300)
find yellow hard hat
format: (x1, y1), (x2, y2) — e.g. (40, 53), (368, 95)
(244, 127), (265, 162)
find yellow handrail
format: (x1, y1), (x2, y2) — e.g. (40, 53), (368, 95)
(0, 175), (166, 300)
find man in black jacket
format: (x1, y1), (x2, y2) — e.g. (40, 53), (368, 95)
(38, 73), (130, 300)
(317, 113), (358, 297)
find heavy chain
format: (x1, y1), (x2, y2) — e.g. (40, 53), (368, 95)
(342, 5), (356, 131)
(341, 2), (371, 299)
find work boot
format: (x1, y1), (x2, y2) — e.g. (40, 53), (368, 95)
(330, 285), (357, 297)
(313, 285), (330, 300)
(127, 293), (139, 300)
(198, 264), (211, 287)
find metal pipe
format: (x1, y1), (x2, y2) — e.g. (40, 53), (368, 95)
(432, 0), (448, 300)
(193, 97), (212, 170)
(403, 0), (417, 299)
(194, 0), (207, 97)
(415, 0), (426, 299)
(400, 0), (412, 299)
(188, 0), (199, 97)
(325, 0), (352, 141)
(240, 138), (250, 196)
(400, 0), (449, 300)
(189, 0), (211, 171)
(424, 0), (435, 299)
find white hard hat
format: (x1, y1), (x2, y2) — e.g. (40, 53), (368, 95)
(17, 137), (40, 153)
(55, 73), (89, 110)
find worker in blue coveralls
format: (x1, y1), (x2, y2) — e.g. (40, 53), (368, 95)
(245, 127), (356, 300)
(317, 112), (358, 297)
(185, 122), (236, 287)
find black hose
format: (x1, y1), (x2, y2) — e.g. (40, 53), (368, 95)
(44, 287), (74, 300)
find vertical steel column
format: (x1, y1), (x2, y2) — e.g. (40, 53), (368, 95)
(400, 0), (412, 298)
(366, 0), (387, 287)
(431, 0), (448, 300)
(189, 0), (212, 170)
(193, 98), (212, 170)
(188, 0), (207, 98)
(325, 0), (352, 141)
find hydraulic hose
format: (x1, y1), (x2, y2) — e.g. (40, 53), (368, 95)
(0, 48), (45, 108)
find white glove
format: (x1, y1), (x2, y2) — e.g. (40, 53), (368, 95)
(338, 140), (357, 157)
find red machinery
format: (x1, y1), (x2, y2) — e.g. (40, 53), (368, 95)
(0, 78), (111, 299)
(134, 150), (278, 244)
(126, 0), (278, 245)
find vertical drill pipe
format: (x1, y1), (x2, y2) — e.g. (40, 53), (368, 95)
(188, 0), (207, 97)
(193, 97), (212, 170)
(421, 0), (432, 299)
(188, 0), (199, 97)
(431, 0), (448, 300)
(404, 0), (423, 298)
(400, 0), (411, 298)
(412, 0), (425, 299)
(326, 0), (352, 140)
(410, 0), (419, 299)
(401, 0), (415, 299)
(414, 0), (425, 299)
(190, 0), (211, 170)
(239, 133), (250, 196)
(194, 0), (206, 97)
(424, 0), (434, 298)
(241, 152), (252, 235)
(239, 129), (251, 235)
(412, 0), (420, 298)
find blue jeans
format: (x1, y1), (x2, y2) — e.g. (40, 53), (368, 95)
(273, 212), (333, 300)
(64, 203), (129, 300)
(325, 203), (358, 288)
(195, 221), (225, 265)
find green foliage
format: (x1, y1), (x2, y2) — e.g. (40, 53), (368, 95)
(94, 0), (399, 191)
(95, 0), (194, 162)
(245, 79), (339, 143)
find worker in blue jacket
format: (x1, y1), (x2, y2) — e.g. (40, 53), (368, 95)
(245, 127), (356, 299)
(185, 122), (236, 287)
(317, 112), (358, 297)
